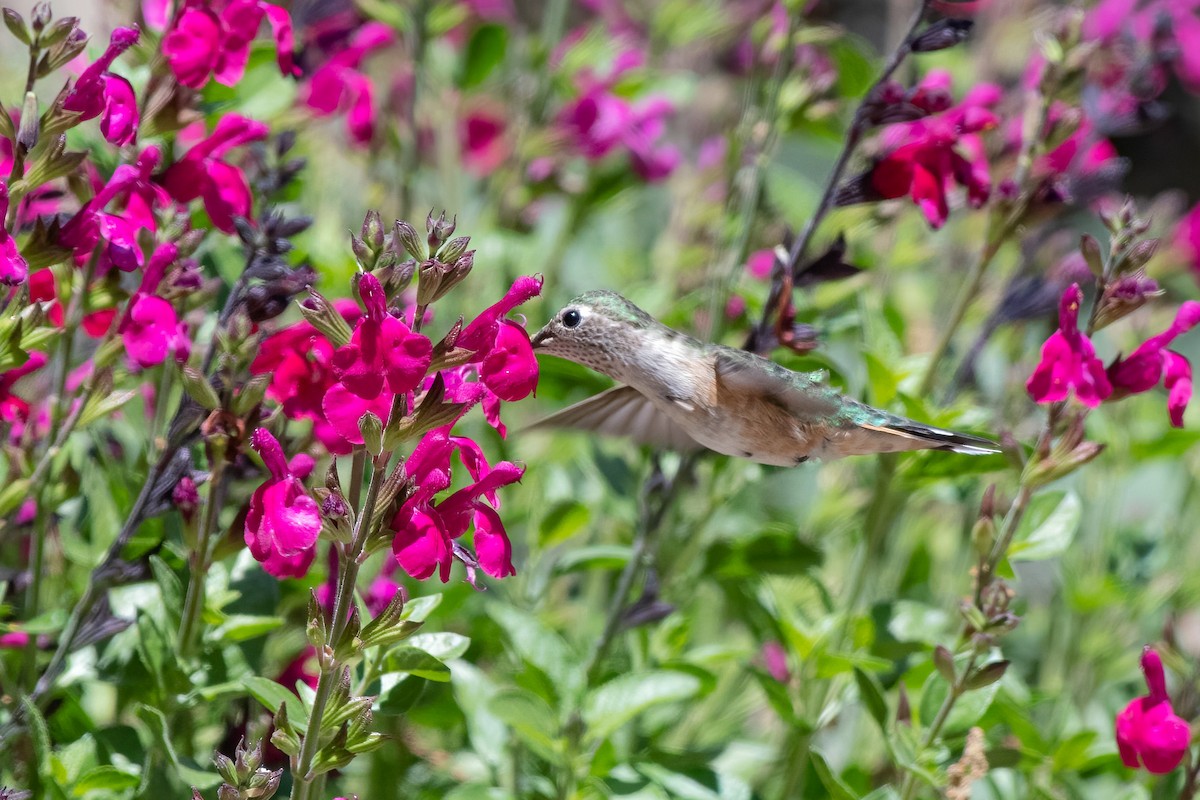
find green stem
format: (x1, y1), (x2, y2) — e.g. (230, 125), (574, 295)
(897, 653), (979, 800)
(178, 460), (229, 658)
(290, 456), (385, 800)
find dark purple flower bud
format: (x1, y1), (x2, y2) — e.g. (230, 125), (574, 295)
(17, 91), (38, 150)
(876, 80), (906, 105)
(321, 492), (348, 519)
(909, 18), (973, 53)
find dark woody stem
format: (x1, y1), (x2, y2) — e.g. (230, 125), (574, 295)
(747, 0), (932, 354)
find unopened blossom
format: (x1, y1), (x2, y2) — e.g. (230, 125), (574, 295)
(331, 273), (432, 399)
(300, 22), (394, 145)
(1026, 284), (1113, 407)
(0, 183), (28, 286)
(160, 115), (269, 232)
(1116, 646), (1191, 774)
(62, 26), (141, 146)
(1108, 301), (1200, 426)
(245, 428), (321, 579)
(162, 0), (298, 89)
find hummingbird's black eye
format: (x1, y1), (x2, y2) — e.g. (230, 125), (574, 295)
(561, 309), (582, 328)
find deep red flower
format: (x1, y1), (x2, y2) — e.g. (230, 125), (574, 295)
(1026, 284), (1113, 407)
(160, 115), (269, 233)
(0, 352), (48, 434)
(1107, 302), (1200, 427)
(119, 244), (190, 368)
(460, 109), (510, 177)
(1116, 647), (1191, 774)
(244, 428), (321, 579)
(457, 275), (542, 403)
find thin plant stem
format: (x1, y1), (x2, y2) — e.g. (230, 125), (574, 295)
(290, 454), (385, 800)
(177, 460), (229, 658)
(897, 653), (980, 800)
(748, 0), (931, 353)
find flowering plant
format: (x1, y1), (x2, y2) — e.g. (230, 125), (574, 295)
(3, 1), (1200, 799)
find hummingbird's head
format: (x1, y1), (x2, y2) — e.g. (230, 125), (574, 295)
(530, 290), (655, 373)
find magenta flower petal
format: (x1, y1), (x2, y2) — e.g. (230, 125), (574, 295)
(201, 160), (254, 233)
(392, 507), (452, 581)
(479, 319), (539, 402)
(1115, 648), (1191, 775)
(163, 8), (222, 88)
(121, 295), (179, 368)
(262, 2), (299, 78)
(321, 382), (394, 445)
(244, 428), (321, 577)
(1164, 351), (1192, 428)
(99, 74), (139, 146)
(473, 506), (515, 578)
(1027, 285), (1112, 407)
(0, 184), (28, 286)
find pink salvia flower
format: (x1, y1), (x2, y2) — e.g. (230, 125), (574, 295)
(120, 243), (190, 368)
(63, 27), (141, 146)
(245, 428), (321, 579)
(332, 273), (433, 399)
(1107, 301), (1200, 427)
(0, 183), (29, 285)
(162, 0), (298, 89)
(1116, 646), (1191, 774)
(160, 115), (269, 233)
(460, 109), (510, 177)
(458, 275), (543, 401)
(0, 352), (48, 433)
(1026, 284), (1113, 407)
(300, 22), (394, 145)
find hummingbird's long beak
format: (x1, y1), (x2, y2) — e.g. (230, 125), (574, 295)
(530, 327), (553, 349)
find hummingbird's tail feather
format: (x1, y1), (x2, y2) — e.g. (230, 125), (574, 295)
(858, 421), (1001, 455)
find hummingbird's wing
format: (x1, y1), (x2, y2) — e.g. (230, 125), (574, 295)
(526, 386), (703, 452)
(714, 351), (999, 456)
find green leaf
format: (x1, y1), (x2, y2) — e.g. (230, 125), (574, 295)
(703, 530), (822, 580)
(582, 670), (701, 743)
(917, 668), (1003, 736)
(1008, 491), (1081, 562)
(538, 500), (591, 546)
(134, 705), (221, 788)
(458, 23), (507, 89)
(553, 544), (631, 574)
(487, 688), (562, 763)
(808, 750), (856, 800)
(386, 646), (452, 681)
(401, 593), (442, 622)
(213, 614), (284, 642)
(487, 605), (580, 701)
(78, 389), (137, 429)
(854, 667), (888, 731)
(887, 601), (951, 645)
(73, 765), (140, 795)
(406, 631), (471, 660)
(243, 676), (304, 721)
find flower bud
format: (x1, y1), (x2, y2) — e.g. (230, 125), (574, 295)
(350, 233), (372, 268)
(426, 209), (456, 249)
(1079, 233), (1105, 277)
(17, 91), (38, 151)
(172, 476), (200, 522)
(298, 291), (353, 348)
(359, 411), (384, 456)
(437, 236), (471, 263)
(1117, 238), (1158, 274)
(933, 645), (956, 683)
(361, 209), (384, 252)
(3, 8), (30, 45)
(30, 1), (50, 32)
(964, 659), (1009, 690)
(393, 220), (425, 261)
(180, 365), (221, 410)
(909, 19), (973, 53)
(39, 15), (77, 47)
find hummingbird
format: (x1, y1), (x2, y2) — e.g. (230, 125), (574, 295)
(529, 291), (999, 465)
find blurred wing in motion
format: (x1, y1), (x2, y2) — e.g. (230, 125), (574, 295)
(527, 386), (702, 452)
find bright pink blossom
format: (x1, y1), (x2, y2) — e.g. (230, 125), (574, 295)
(119, 244), (190, 369)
(63, 27), (141, 146)
(556, 51), (680, 182)
(0, 183), (28, 286)
(162, 0), (298, 89)
(245, 428), (321, 579)
(1026, 284), (1113, 407)
(745, 249), (774, 281)
(1176, 203), (1200, 282)
(320, 382), (395, 448)
(332, 273), (432, 399)
(1116, 647), (1191, 774)
(1108, 302), (1200, 427)
(458, 275), (542, 403)
(300, 22), (394, 145)
(390, 428), (521, 582)
(0, 352), (48, 434)
(160, 115), (269, 233)
(460, 109), (510, 177)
